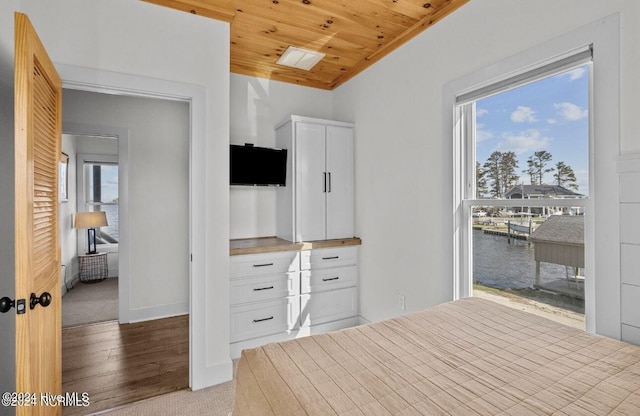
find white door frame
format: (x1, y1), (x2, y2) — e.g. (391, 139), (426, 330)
(62, 125), (127, 318)
(58, 63), (206, 389)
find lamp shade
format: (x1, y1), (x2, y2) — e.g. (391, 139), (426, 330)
(74, 211), (108, 229)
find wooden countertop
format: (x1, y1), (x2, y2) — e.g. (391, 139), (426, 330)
(230, 236), (362, 256)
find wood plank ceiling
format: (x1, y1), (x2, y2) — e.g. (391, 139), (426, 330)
(143, 0), (469, 90)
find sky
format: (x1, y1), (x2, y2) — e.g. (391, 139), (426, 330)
(90, 164), (118, 203)
(475, 64), (589, 195)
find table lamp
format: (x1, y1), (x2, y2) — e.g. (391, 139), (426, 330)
(74, 211), (108, 254)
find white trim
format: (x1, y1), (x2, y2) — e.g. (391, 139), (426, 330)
(455, 47), (593, 105)
(199, 360), (234, 388)
(445, 14), (620, 338)
(230, 317), (360, 359)
(75, 153), (120, 255)
(127, 303), (189, 323)
(617, 153), (640, 174)
(62, 124), (130, 324)
(57, 64), (210, 389)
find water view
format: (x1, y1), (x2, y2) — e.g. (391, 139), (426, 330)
(473, 228), (575, 289)
(98, 204), (119, 243)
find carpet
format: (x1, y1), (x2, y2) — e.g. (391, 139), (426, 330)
(62, 277), (118, 327)
(90, 381), (235, 416)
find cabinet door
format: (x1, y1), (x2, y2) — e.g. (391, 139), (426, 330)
(230, 297), (299, 342)
(295, 122), (327, 241)
(300, 287), (358, 327)
(230, 251), (300, 278)
(326, 125), (354, 239)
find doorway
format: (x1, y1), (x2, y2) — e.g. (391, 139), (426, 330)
(61, 138), (120, 328)
(57, 60), (212, 390)
(60, 88), (191, 412)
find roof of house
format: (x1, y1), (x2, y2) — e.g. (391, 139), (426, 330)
(504, 185), (584, 199)
(530, 215), (584, 246)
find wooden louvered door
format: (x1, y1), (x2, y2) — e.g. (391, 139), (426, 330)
(14, 12), (62, 416)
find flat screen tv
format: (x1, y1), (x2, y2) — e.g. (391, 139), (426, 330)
(230, 144), (287, 186)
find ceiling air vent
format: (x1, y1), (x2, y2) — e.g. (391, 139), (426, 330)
(276, 46), (325, 71)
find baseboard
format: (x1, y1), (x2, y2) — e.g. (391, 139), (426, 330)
(358, 315), (371, 325)
(230, 317), (360, 359)
(192, 359), (234, 390)
(125, 301), (189, 323)
(60, 273), (81, 296)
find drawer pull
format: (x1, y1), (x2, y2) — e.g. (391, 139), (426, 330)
(322, 256), (339, 260)
(253, 316), (274, 323)
(253, 262), (274, 268)
(253, 286), (274, 291)
(322, 277), (340, 282)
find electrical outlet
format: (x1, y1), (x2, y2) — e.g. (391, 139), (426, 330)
(398, 294), (406, 311)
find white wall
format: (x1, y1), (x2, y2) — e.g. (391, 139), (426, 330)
(333, 0), (640, 326)
(229, 73), (333, 238)
(75, 136), (120, 277)
(0, 93), (15, 416)
(63, 90), (189, 315)
(60, 134), (78, 292)
(0, 1), (17, 405)
(6, 0), (231, 388)
(60, 134), (120, 293)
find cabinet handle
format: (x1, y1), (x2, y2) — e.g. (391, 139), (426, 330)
(328, 172), (332, 193)
(322, 256), (339, 260)
(253, 316), (274, 323)
(323, 172), (327, 193)
(253, 286), (274, 291)
(322, 277), (339, 282)
(253, 263), (274, 268)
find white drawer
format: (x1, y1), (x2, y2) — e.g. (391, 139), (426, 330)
(230, 297), (299, 343)
(230, 272), (299, 305)
(231, 251), (300, 278)
(300, 265), (357, 294)
(300, 246), (357, 270)
(300, 287), (358, 327)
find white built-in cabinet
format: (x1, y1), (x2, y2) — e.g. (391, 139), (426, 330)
(229, 116), (358, 358)
(276, 116), (354, 242)
(229, 251), (301, 354)
(300, 246), (358, 327)
(229, 244), (359, 358)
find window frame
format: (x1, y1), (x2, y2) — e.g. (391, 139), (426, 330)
(76, 153), (119, 254)
(445, 14), (620, 337)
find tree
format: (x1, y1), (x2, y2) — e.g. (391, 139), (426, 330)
(553, 161), (579, 190)
(523, 158), (536, 185)
(483, 151), (503, 198)
(499, 151), (520, 196)
(523, 150), (554, 185)
(476, 161), (488, 198)
(482, 151), (519, 198)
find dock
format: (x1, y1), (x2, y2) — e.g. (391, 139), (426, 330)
(477, 227), (529, 241)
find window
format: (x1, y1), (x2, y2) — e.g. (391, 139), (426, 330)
(469, 64), (590, 326)
(447, 15), (620, 337)
(78, 154), (119, 248)
(453, 48), (592, 325)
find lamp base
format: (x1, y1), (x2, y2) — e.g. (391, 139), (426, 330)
(87, 228), (97, 254)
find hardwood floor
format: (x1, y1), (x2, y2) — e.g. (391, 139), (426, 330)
(62, 315), (189, 415)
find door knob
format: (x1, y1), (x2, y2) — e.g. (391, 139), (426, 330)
(0, 297), (15, 313)
(0, 297), (26, 314)
(30, 292), (52, 310)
